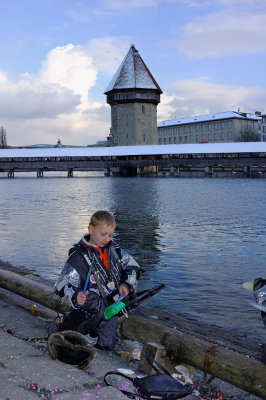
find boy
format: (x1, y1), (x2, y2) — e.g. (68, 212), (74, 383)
(54, 210), (140, 350)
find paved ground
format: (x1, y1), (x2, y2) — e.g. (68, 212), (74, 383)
(0, 286), (262, 400)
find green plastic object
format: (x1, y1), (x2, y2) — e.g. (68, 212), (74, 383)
(104, 301), (126, 319)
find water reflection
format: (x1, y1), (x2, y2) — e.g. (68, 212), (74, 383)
(107, 177), (161, 278)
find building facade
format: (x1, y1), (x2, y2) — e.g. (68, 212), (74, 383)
(158, 111), (261, 145)
(259, 114), (266, 142)
(105, 45), (162, 146)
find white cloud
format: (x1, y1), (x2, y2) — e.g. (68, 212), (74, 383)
(176, 0), (266, 59)
(178, 10), (266, 58)
(101, 0), (157, 10)
(85, 37), (130, 75)
(0, 71), (79, 120)
(0, 38), (130, 147)
(68, 0), (157, 20)
(38, 44), (98, 109)
(158, 78), (265, 121)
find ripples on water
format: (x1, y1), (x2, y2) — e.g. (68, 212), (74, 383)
(0, 171), (265, 341)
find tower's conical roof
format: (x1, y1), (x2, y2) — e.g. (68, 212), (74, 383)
(104, 45), (162, 94)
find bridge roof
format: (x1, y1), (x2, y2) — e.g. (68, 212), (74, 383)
(1, 142), (266, 159)
(104, 45), (162, 94)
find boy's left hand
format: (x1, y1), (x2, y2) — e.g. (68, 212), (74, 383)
(119, 284), (130, 297)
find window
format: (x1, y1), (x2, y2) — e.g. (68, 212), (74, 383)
(190, 126), (194, 132)
(142, 105), (145, 113)
(164, 138), (167, 144)
(184, 136), (188, 143)
(202, 124), (206, 131)
(227, 132), (232, 139)
(179, 136), (182, 143)
(196, 125), (200, 132)
(174, 137), (177, 143)
(159, 138), (162, 144)
(169, 137), (172, 144)
(214, 133), (218, 140)
(208, 134), (212, 141)
(190, 135), (193, 142)
(227, 121), (232, 128)
(221, 132), (225, 140)
(214, 122), (219, 129)
(208, 123), (212, 130)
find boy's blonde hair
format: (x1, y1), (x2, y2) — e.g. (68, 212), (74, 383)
(89, 210), (116, 227)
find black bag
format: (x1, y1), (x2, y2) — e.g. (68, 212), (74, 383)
(48, 330), (97, 370)
(104, 358), (193, 399)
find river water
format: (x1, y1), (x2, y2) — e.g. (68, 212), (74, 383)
(0, 171), (265, 341)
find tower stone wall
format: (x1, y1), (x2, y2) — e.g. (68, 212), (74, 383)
(111, 102), (158, 146)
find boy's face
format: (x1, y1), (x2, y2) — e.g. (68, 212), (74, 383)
(88, 221), (115, 247)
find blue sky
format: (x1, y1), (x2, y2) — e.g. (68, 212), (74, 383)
(1, 0), (266, 146)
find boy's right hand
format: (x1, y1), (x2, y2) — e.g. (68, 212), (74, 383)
(77, 291), (88, 306)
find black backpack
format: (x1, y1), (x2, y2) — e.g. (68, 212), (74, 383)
(104, 358), (193, 399)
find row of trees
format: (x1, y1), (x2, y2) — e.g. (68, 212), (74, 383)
(0, 126), (8, 148)
(237, 127), (260, 142)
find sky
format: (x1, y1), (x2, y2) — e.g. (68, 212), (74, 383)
(1, 0), (266, 146)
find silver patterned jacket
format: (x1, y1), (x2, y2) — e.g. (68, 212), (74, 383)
(54, 234), (140, 309)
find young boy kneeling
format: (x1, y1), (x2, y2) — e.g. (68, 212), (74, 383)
(54, 210), (140, 350)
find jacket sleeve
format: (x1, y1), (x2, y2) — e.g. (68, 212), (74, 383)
(120, 249), (140, 292)
(54, 261), (81, 308)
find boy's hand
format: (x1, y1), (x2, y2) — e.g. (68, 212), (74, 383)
(76, 291), (88, 306)
(119, 284), (130, 298)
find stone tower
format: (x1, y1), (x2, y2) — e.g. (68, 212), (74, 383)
(105, 45), (162, 146)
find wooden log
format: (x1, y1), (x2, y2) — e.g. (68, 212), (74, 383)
(0, 268), (70, 314)
(119, 314), (266, 399)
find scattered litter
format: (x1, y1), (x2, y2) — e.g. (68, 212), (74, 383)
(116, 339), (143, 360)
(173, 364), (193, 385)
(117, 368), (135, 375)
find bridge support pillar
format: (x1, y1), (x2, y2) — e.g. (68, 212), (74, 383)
(137, 167), (144, 176)
(104, 168), (110, 176)
(67, 168), (73, 177)
(7, 170), (14, 178)
(205, 166), (213, 176)
(37, 169), (43, 177)
(170, 167), (175, 176)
